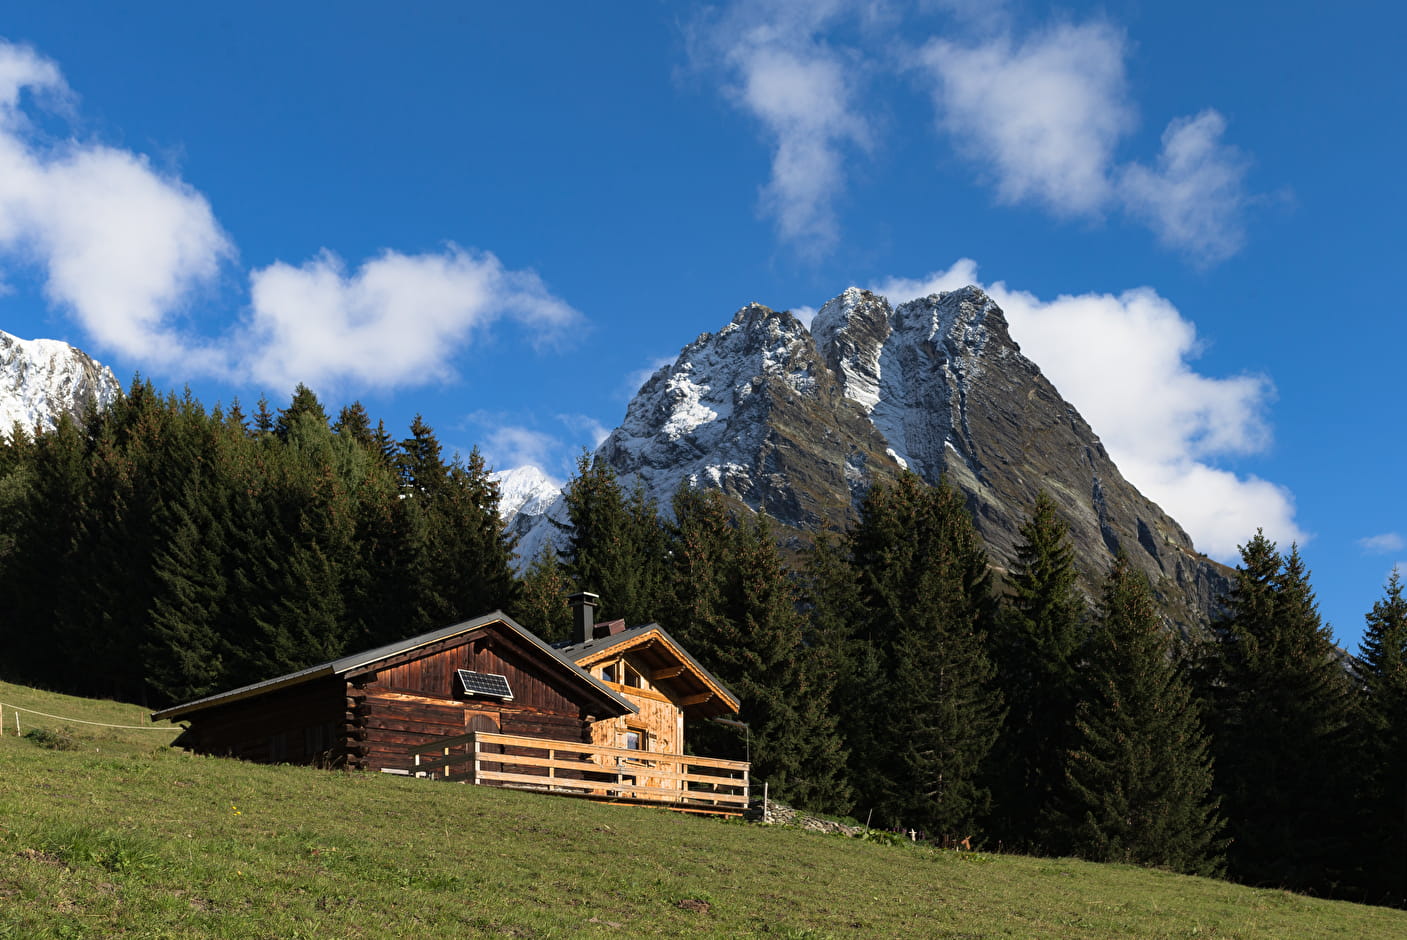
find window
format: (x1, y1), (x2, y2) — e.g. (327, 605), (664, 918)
(601, 661), (617, 683)
(623, 663), (644, 689)
(622, 728), (647, 751)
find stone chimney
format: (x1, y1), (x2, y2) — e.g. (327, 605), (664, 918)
(567, 591), (600, 645)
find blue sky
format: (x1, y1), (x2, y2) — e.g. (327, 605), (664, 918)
(0, 2), (1401, 649)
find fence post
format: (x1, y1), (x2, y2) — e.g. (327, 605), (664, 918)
(473, 734), (481, 786)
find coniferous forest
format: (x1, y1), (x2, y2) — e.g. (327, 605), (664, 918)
(3, 382), (1407, 908)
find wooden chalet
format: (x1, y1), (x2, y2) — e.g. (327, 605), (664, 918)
(151, 599), (750, 814)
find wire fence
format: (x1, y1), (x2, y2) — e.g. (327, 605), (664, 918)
(0, 700), (175, 733)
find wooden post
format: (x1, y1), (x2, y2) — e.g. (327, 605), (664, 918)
(472, 733), (481, 786)
(548, 746), (556, 791)
(443, 746), (450, 780)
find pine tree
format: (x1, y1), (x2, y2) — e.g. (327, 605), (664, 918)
(275, 384), (329, 439)
(846, 473), (1002, 837)
(1052, 555), (1224, 874)
(1196, 533), (1360, 894)
(513, 541), (576, 642)
(990, 491), (1088, 851)
(435, 447), (519, 620)
(144, 470), (229, 705)
(721, 512), (851, 811)
(558, 454), (669, 627)
(1358, 569), (1407, 905)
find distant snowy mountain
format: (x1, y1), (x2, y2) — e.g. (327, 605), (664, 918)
(494, 464), (561, 519)
(502, 285), (1231, 628)
(0, 329), (120, 434)
(493, 464), (567, 566)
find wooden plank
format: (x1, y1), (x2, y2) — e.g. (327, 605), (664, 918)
(474, 754), (744, 789)
(476, 770), (748, 805)
(473, 760), (747, 798)
(475, 731), (750, 771)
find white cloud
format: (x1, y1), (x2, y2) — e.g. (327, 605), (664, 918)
(480, 424), (563, 473)
(0, 39), (584, 393)
(920, 22), (1133, 217)
(0, 40), (232, 369)
(916, 20), (1253, 260)
(788, 304), (818, 328)
(875, 263), (1304, 561)
(1119, 110), (1249, 264)
(621, 355), (675, 400)
(557, 413), (611, 448)
(689, 1), (870, 255)
(242, 247), (581, 391)
(1360, 533), (1405, 555)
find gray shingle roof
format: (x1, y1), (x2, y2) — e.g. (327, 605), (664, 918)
(152, 611), (635, 721)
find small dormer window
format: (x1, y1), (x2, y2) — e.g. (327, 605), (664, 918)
(601, 661), (617, 683)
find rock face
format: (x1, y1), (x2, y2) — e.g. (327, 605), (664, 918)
(597, 303), (896, 533)
(510, 285), (1231, 630)
(812, 287), (1229, 627)
(0, 329), (120, 434)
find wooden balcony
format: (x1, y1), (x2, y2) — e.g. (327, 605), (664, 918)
(407, 731), (750, 815)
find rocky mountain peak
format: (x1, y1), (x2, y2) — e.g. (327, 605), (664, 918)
(0, 329), (120, 434)
(508, 283), (1231, 629)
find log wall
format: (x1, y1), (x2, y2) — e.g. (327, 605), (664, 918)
(177, 676), (348, 766)
(346, 631), (595, 773)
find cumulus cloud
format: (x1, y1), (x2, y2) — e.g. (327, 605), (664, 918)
(480, 424), (564, 473)
(0, 39), (582, 392)
(1119, 110), (1249, 264)
(916, 20), (1253, 260)
(557, 413), (611, 448)
(688, 1), (870, 255)
(692, 6), (1255, 262)
(242, 247), (581, 391)
(0, 40), (231, 369)
(1360, 533), (1405, 555)
(874, 262), (1304, 560)
(920, 22), (1134, 217)
(788, 304), (818, 328)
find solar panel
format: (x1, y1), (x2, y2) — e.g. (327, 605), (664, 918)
(457, 669), (513, 700)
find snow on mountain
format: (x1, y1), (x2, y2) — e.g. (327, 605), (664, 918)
(0, 329), (120, 434)
(501, 284), (1230, 627)
(493, 464), (561, 519)
(493, 464), (568, 568)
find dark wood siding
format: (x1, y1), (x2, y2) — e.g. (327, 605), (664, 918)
(177, 676), (348, 766)
(367, 631), (587, 715)
(346, 630), (596, 773)
(175, 620), (612, 774)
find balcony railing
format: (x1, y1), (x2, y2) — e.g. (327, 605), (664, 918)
(407, 731), (749, 815)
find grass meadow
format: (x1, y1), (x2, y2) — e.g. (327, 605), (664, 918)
(0, 679), (1402, 938)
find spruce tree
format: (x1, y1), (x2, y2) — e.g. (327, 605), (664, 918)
(990, 491), (1088, 851)
(847, 473), (1001, 838)
(1358, 569), (1407, 905)
(558, 454), (668, 627)
(144, 470), (229, 705)
(513, 541), (576, 642)
(1052, 555), (1224, 874)
(1196, 533), (1360, 894)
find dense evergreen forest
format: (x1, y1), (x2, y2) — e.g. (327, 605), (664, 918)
(2, 382), (1406, 908)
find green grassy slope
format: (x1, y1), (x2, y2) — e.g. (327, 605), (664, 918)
(0, 679), (1401, 939)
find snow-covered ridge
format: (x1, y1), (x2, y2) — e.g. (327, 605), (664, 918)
(493, 464), (562, 520)
(503, 286), (1007, 566)
(0, 329), (120, 434)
